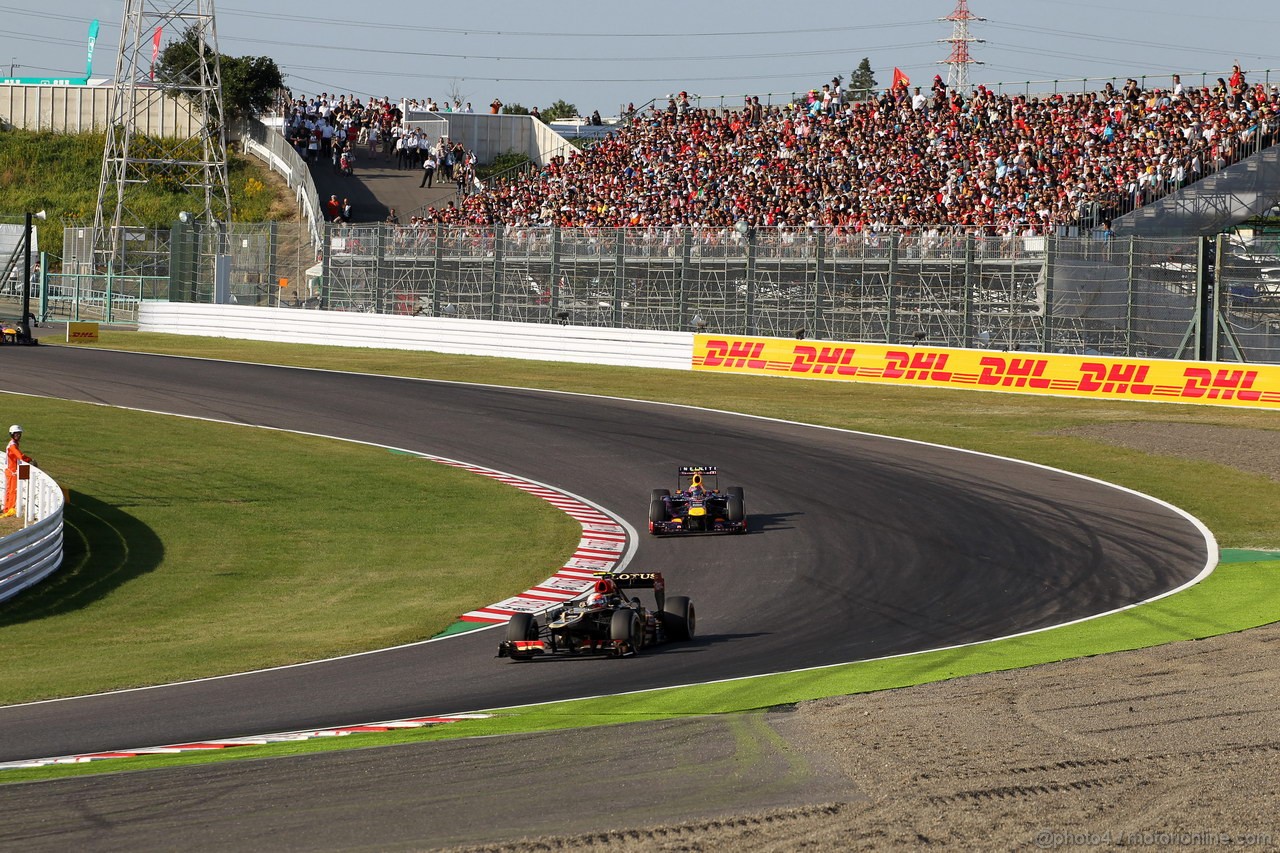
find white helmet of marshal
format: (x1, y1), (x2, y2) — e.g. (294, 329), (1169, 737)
(8, 425), (21, 435)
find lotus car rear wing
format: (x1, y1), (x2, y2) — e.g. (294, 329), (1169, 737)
(597, 571), (666, 610)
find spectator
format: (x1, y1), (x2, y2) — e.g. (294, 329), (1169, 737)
(287, 68), (1280, 240)
(490, 98), (503, 114)
(3, 425), (34, 517)
(401, 69), (1279, 238)
(325, 194), (341, 221)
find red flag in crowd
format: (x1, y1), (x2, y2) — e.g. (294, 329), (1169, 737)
(150, 26), (162, 79)
(892, 67), (910, 90)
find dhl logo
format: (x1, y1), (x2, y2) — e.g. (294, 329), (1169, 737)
(68, 331), (97, 340)
(1181, 367), (1260, 401)
(1078, 362), (1153, 394)
(790, 345), (857, 375)
(885, 350), (952, 382)
(979, 356), (1051, 388)
(702, 340), (766, 369)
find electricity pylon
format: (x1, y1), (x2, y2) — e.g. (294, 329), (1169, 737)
(939, 0), (984, 94)
(94, 0), (231, 273)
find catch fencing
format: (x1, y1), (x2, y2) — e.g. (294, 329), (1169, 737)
(44, 222), (1280, 364)
(314, 224), (1280, 363)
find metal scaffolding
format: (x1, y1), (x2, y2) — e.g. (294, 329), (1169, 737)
(94, 0), (231, 274)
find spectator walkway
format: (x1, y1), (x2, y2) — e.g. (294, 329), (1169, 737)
(309, 156), (456, 225)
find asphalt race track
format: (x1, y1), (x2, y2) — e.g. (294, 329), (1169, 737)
(0, 346), (1210, 768)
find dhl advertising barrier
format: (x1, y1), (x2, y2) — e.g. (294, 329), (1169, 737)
(66, 322), (100, 344)
(692, 335), (1280, 411)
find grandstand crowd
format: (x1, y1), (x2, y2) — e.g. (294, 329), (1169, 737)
(287, 67), (1280, 237)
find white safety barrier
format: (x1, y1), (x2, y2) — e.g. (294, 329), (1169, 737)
(139, 303), (694, 370)
(0, 465), (65, 604)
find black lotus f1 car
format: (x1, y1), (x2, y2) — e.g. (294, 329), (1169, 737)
(648, 466), (747, 535)
(497, 571), (695, 660)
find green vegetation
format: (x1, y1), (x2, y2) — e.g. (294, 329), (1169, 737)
(155, 26), (286, 120)
(0, 129), (296, 259)
(847, 58), (878, 101)
(542, 99), (578, 122)
(0, 396), (577, 703)
(3, 332), (1280, 781)
(479, 151), (532, 180)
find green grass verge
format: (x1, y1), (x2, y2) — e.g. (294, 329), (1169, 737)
(0, 129), (297, 257)
(0, 397), (578, 702)
(3, 332), (1280, 783)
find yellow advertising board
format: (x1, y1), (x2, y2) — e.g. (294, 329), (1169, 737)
(66, 321), (100, 344)
(692, 334), (1280, 411)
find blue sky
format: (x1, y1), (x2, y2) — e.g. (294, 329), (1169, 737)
(6, 1), (1280, 116)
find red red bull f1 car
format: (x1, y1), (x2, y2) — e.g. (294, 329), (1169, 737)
(648, 466), (747, 535)
(498, 572), (695, 660)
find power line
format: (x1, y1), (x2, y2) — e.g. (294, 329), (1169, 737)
(217, 6), (938, 38)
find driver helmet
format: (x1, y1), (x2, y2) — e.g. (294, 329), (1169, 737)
(687, 484), (704, 497)
(586, 592), (607, 608)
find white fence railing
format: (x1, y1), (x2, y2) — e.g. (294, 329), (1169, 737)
(140, 303), (693, 370)
(0, 465), (66, 604)
(234, 118), (323, 251)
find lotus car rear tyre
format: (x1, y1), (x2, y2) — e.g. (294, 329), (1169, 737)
(663, 595), (696, 641)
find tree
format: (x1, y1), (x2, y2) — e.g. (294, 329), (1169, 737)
(542, 99), (577, 122)
(502, 103), (531, 116)
(847, 58), (878, 102)
(154, 26), (285, 121)
(445, 79), (468, 109)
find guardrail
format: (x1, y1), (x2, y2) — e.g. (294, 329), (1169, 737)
(233, 118), (323, 251)
(0, 465), (65, 604)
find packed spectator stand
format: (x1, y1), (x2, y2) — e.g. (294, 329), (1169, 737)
(447, 72), (1279, 239)
(283, 69), (1280, 242)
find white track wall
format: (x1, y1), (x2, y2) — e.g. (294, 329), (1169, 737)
(0, 467), (66, 604)
(139, 304), (694, 370)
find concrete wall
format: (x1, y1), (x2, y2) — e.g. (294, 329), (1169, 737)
(0, 83), (201, 135)
(407, 112), (584, 168)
